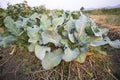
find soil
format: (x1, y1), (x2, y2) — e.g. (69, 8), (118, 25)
(0, 47), (119, 80)
(0, 15), (120, 80)
(107, 46), (120, 79)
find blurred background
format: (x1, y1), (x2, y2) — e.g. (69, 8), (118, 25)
(0, 0), (120, 11)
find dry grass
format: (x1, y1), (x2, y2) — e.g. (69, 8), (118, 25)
(90, 15), (120, 29)
(0, 46), (117, 80)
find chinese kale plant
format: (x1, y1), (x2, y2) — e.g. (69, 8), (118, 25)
(0, 10), (120, 70)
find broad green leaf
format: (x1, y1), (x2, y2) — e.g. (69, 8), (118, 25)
(90, 40), (108, 46)
(15, 17), (29, 28)
(35, 45), (51, 60)
(28, 43), (37, 52)
(78, 33), (89, 45)
(52, 17), (64, 29)
(75, 12), (89, 38)
(62, 47), (80, 62)
(74, 12), (90, 45)
(91, 37), (120, 49)
(75, 53), (86, 63)
(41, 30), (62, 46)
(15, 20), (23, 28)
(101, 37), (120, 48)
(4, 16), (22, 36)
(40, 14), (51, 30)
(109, 40), (120, 48)
(64, 17), (75, 32)
(42, 48), (63, 70)
(27, 25), (40, 43)
(0, 36), (17, 48)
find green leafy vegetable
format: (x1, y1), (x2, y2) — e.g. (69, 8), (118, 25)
(4, 16), (23, 36)
(75, 11), (89, 38)
(63, 47), (80, 62)
(35, 45), (51, 60)
(0, 36), (17, 48)
(42, 48), (63, 70)
(27, 25), (40, 43)
(28, 43), (37, 52)
(41, 30), (62, 46)
(108, 40), (120, 48)
(40, 14), (51, 30)
(1, 7), (120, 70)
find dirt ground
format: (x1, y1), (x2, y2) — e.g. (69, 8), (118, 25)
(0, 47), (120, 80)
(0, 15), (120, 80)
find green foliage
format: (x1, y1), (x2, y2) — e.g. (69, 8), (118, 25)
(0, 3), (120, 70)
(35, 44), (51, 60)
(0, 35), (17, 48)
(4, 16), (23, 36)
(0, 8), (6, 26)
(42, 48), (63, 70)
(63, 47), (80, 62)
(84, 8), (120, 15)
(105, 15), (120, 26)
(41, 30), (62, 46)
